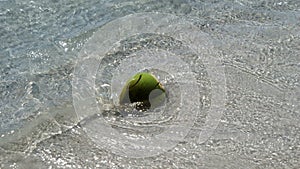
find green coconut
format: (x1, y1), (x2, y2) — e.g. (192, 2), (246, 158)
(119, 72), (166, 110)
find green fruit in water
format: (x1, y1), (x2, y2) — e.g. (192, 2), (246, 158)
(119, 72), (166, 110)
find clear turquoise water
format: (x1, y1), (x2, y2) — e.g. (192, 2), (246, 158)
(1, 0), (299, 168)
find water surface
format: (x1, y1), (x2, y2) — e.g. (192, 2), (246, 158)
(1, 0), (299, 168)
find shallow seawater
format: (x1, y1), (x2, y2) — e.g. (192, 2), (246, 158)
(1, 0), (300, 168)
